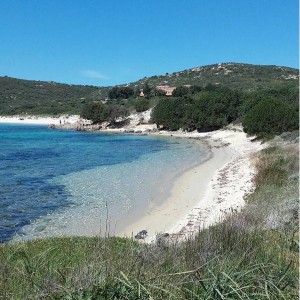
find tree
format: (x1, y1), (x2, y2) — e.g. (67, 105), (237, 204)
(81, 102), (106, 124)
(172, 86), (190, 97)
(242, 98), (299, 137)
(189, 85), (202, 94)
(143, 82), (151, 98)
(108, 87), (134, 100)
(81, 102), (129, 124)
(151, 87), (242, 132)
(134, 99), (150, 112)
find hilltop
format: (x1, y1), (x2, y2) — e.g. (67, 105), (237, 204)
(127, 62), (299, 91)
(0, 62), (298, 115)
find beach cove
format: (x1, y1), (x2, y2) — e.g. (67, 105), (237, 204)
(0, 116), (263, 243)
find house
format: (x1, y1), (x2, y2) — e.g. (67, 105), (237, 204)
(156, 85), (176, 96)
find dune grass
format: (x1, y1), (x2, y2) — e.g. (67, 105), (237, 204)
(0, 142), (298, 299)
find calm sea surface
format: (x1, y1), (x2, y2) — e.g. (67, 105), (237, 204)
(0, 124), (210, 242)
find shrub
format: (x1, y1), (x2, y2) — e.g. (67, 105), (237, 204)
(108, 86), (134, 100)
(151, 87), (242, 132)
(172, 86), (190, 97)
(134, 99), (150, 112)
(151, 97), (189, 130)
(81, 102), (106, 124)
(81, 102), (129, 124)
(243, 98), (299, 137)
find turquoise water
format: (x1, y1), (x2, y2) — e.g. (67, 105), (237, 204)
(0, 124), (210, 242)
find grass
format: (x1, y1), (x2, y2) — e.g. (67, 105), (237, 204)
(0, 141), (298, 299)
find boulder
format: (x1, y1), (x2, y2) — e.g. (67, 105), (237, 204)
(134, 230), (148, 240)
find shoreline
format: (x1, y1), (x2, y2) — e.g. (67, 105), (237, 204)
(118, 126), (263, 242)
(1, 115), (263, 242)
(117, 144), (234, 242)
(0, 115), (80, 126)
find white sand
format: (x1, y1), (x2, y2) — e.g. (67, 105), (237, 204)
(118, 125), (264, 242)
(0, 115), (80, 125)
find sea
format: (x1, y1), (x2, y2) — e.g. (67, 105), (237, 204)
(0, 124), (211, 243)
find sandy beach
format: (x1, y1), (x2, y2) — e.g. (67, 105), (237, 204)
(0, 115), (80, 125)
(1, 115), (263, 242)
(118, 125), (264, 242)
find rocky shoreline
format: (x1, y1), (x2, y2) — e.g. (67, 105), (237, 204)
(49, 109), (159, 133)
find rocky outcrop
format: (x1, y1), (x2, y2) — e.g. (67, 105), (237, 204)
(49, 109), (159, 134)
(49, 119), (96, 131)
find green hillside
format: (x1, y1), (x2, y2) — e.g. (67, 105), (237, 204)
(128, 63), (299, 91)
(0, 63), (298, 115)
(0, 77), (109, 115)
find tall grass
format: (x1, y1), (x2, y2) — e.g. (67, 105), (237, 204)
(0, 142), (298, 299)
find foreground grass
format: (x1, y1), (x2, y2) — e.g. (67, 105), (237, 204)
(1, 142), (298, 299)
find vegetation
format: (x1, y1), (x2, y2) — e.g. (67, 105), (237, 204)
(1, 142), (298, 299)
(142, 82), (151, 99)
(0, 63), (298, 116)
(134, 98), (150, 112)
(126, 63), (299, 92)
(81, 102), (129, 125)
(243, 98), (299, 138)
(0, 76), (109, 115)
(172, 85), (190, 97)
(108, 86), (134, 100)
(151, 84), (298, 136)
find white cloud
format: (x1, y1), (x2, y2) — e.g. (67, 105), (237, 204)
(81, 70), (110, 80)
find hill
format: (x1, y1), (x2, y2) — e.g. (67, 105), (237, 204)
(0, 77), (110, 115)
(0, 63), (298, 115)
(127, 62), (299, 91)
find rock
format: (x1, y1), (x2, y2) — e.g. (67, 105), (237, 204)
(134, 230), (148, 240)
(124, 129), (134, 133)
(156, 233), (170, 247)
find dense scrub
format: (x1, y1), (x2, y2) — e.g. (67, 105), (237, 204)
(81, 102), (129, 125)
(151, 84), (298, 137)
(1, 142), (298, 299)
(151, 86), (241, 132)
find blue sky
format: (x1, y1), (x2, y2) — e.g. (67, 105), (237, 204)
(0, 0), (298, 86)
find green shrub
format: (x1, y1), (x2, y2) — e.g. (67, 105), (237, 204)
(108, 86), (134, 100)
(172, 85), (190, 97)
(151, 87), (242, 132)
(81, 102), (129, 124)
(81, 102), (106, 124)
(151, 97), (188, 130)
(243, 98), (299, 137)
(134, 99), (150, 112)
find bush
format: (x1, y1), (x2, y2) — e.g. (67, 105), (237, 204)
(81, 102), (106, 124)
(151, 87), (242, 132)
(134, 99), (150, 112)
(172, 86), (190, 97)
(108, 86), (134, 100)
(81, 102), (129, 124)
(243, 98), (299, 138)
(151, 97), (189, 130)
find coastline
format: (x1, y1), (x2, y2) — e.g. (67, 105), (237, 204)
(117, 144), (233, 242)
(118, 126), (264, 242)
(1, 115), (263, 242)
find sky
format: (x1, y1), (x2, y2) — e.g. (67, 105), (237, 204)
(0, 0), (298, 86)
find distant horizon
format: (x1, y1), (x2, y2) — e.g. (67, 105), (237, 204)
(1, 61), (299, 87)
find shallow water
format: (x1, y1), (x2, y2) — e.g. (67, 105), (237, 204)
(0, 124), (210, 242)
